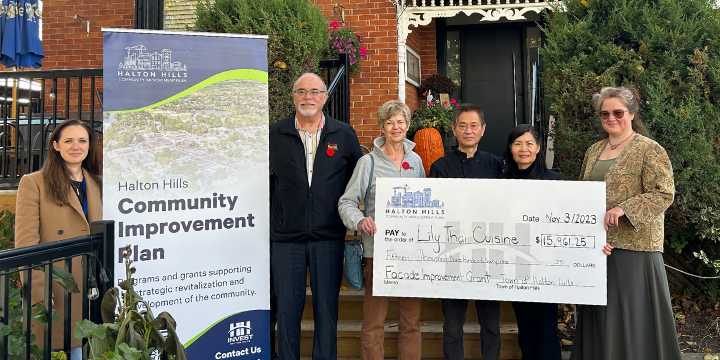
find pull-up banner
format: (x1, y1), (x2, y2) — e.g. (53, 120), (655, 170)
(102, 29), (269, 360)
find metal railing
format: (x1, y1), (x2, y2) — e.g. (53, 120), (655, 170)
(406, 0), (554, 6)
(0, 68), (103, 188)
(0, 221), (114, 360)
(319, 53), (351, 124)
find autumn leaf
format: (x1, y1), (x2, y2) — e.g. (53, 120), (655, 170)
(588, 46), (593, 51)
(581, 0), (589, 7)
(710, 309), (720, 317)
(273, 61), (287, 69)
(300, 22), (307, 28)
(419, 321), (427, 326)
(339, 285), (347, 291)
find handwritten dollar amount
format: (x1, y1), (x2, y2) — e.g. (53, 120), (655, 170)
(536, 234), (595, 249)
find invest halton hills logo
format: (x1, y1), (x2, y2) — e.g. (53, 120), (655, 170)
(116, 45), (188, 83)
(387, 185), (443, 208)
(228, 321), (254, 345)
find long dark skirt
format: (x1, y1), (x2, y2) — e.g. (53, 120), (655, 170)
(570, 248), (681, 360)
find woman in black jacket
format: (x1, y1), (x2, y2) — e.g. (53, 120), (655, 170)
(502, 124), (562, 360)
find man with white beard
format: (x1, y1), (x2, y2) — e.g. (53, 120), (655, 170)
(269, 73), (362, 360)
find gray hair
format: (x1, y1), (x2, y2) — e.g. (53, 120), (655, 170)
(292, 73), (327, 92)
(377, 100), (412, 127)
(453, 103), (485, 126)
(592, 86), (640, 114)
(591, 85), (649, 137)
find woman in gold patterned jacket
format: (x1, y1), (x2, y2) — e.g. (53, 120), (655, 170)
(570, 86), (681, 360)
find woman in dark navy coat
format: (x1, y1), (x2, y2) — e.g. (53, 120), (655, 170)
(502, 124), (562, 360)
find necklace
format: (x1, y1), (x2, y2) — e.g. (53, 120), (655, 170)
(608, 132), (635, 150)
(70, 180), (82, 197)
(70, 170), (83, 181)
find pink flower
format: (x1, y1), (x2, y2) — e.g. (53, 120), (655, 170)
(451, 99), (457, 104)
(443, 101), (448, 106)
(359, 46), (367, 56)
(330, 21), (340, 29)
(423, 91), (428, 96)
(428, 101), (432, 106)
(329, 36), (333, 39)
(357, 33), (363, 42)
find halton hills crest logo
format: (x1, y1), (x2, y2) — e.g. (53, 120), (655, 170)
(387, 185), (443, 208)
(117, 45), (188, 83)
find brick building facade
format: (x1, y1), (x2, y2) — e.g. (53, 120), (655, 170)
(3, 0), (552, 154)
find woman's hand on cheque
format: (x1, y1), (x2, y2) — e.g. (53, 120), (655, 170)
(358, 217), (376, 236)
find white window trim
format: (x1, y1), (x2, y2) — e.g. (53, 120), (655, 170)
(405, 47), (421, 88)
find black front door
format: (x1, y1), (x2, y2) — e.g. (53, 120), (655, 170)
(462, 27), (524, 157)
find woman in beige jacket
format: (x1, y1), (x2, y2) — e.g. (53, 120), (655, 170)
(15, 120), (102, 357)
(570, 86), (681, 360)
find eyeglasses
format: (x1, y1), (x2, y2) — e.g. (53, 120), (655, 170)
(293, 89), (326, 96)
(599, 109), (629, 120)
(455, 123), (481, 131)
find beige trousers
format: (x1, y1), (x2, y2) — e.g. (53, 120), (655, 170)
(360, 258), (422, 360)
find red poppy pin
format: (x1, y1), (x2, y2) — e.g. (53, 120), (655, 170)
(402, 162), (410, 170)
(327, 143), (338, 157)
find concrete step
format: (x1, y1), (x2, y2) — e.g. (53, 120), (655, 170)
(295, 319), (521, 359)
(303, 288), (517, 323)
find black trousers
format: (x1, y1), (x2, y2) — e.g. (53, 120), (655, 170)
(270, 264), (278, 358)
(271, 240), (344, 360)
(511, 302), (561, 360)
(442, 299), (501, 360)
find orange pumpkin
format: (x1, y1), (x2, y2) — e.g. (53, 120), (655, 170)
(413, 128), (445, 176)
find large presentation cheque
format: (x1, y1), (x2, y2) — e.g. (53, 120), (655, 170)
(373, 178), (607, 305)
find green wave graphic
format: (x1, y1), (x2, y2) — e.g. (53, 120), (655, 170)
(108, 69), (268, 113)
(184, 311), (245, 348)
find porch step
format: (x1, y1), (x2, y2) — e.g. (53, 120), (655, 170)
(303, 288), (518, 323)
(286, 288), (521, 359)
(297, 319), (521, 359)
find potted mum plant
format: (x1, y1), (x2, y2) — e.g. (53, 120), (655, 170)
(410, 89), (460, 175)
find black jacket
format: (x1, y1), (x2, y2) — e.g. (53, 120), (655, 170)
(429, 149), (504, 179)
(503, 162), (564, 180)
(269, 114), (362, 242)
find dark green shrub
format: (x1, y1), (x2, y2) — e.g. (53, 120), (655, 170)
(0, 209), (15, 252)
(542, 0), (720, 271)
(195, 0), (329, 123)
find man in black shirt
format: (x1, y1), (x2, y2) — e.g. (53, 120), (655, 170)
(429, 103), (503, 360)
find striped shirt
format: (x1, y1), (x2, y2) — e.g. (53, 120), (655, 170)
(295, 114), (325, 185)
